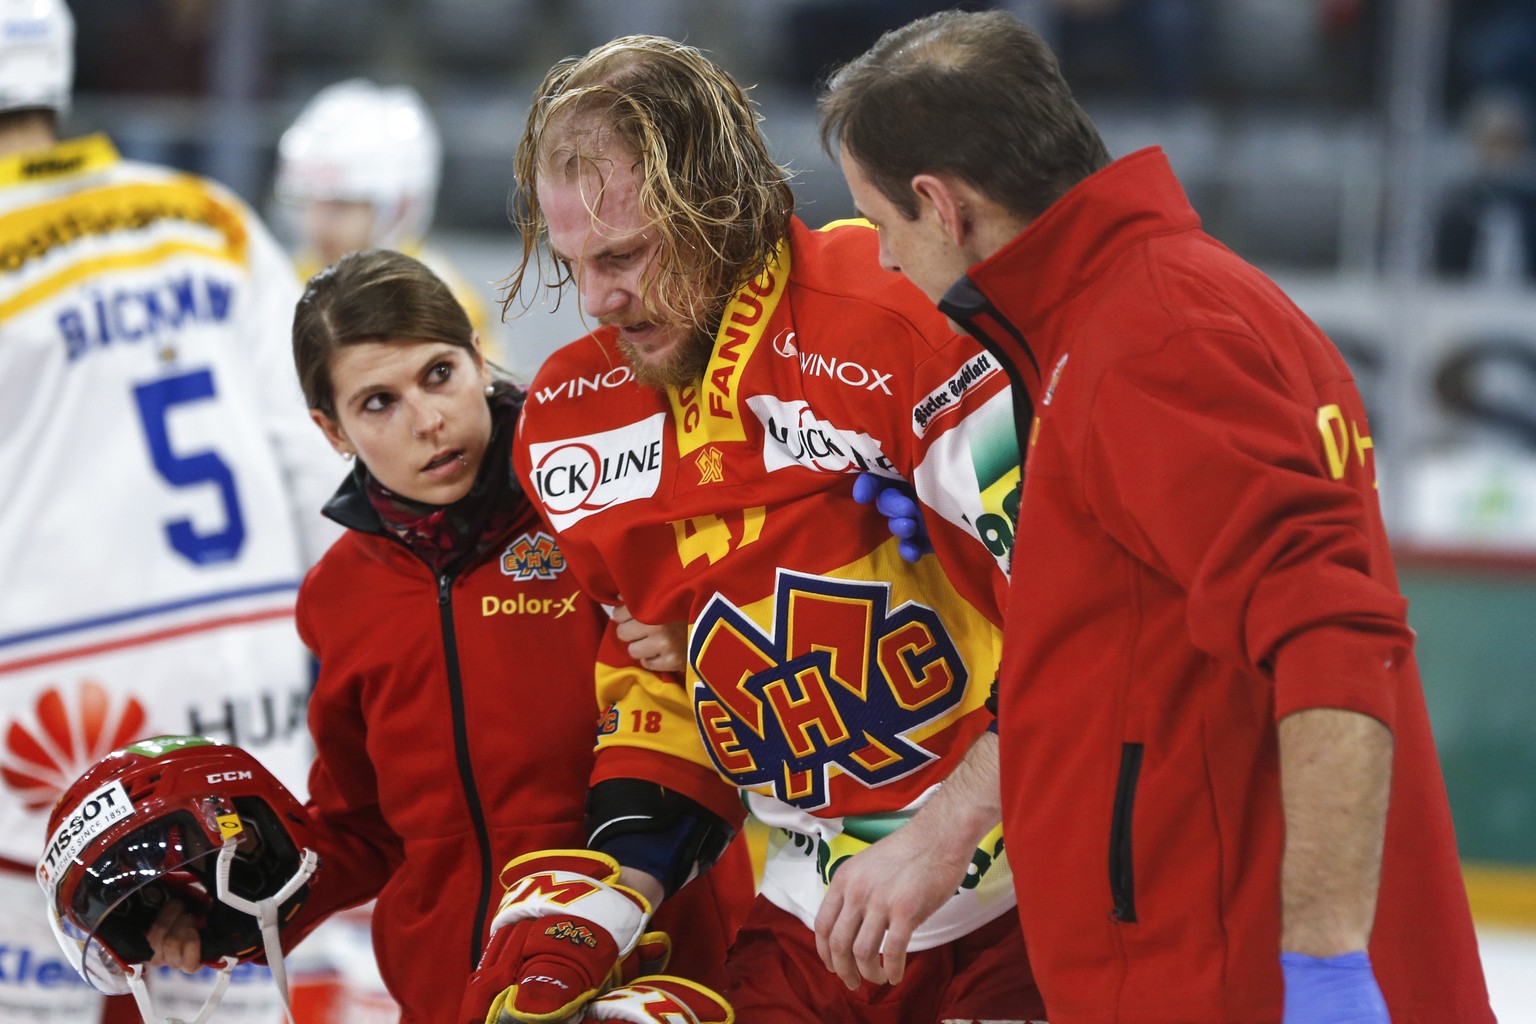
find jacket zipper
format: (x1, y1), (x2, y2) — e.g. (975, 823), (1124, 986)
(439, 571), (497, 967)
(1109, 742), (1143, 924)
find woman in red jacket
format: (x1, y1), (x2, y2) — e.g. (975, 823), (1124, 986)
(145, 249), (748, 1024)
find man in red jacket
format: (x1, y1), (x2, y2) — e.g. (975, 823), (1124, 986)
(818, 9), (1494, 1024)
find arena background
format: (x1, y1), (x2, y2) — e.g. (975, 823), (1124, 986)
(57, 0), (1536, 1013)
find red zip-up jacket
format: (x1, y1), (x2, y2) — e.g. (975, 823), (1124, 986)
(285, 466), (745, 1024)
(942, 148), (1491, 1022)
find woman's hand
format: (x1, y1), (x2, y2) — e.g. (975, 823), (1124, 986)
(145, 898), (204, 973)
(612, 605), (688, 674)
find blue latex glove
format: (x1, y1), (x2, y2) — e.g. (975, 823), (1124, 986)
(1281, 951), (1390, 1024)
(852, 471), (930, 563)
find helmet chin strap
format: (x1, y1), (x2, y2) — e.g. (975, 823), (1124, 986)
(124, 957), (237, 1024)
(123, 838), (320, 1024)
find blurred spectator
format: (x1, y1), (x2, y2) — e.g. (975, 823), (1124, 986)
(1047, 0), (1205, 100)
(1434, 90), (1536, 285)
(273, 79), (497, 351)
(1447, 0), (1536, 115)
(71, 0), (217, 96)
(772, 0), (994, 91)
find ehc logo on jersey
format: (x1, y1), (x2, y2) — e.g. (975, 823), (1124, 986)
(501, 531), (566, 580)
(747, 395), (895, 476)
(688, 571), (966, 809)
(527, 413), (667, 531)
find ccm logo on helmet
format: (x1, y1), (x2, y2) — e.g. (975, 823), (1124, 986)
(207, 770), (254, 784)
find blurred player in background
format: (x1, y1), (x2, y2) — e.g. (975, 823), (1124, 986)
(0, 0), (341, 1021)
(273, 79), (498, 356)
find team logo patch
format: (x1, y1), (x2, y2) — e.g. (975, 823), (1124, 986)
(689, 571), (967, 810)
(543, 920), (599, 948)
(3, 681), (147, 812)
(695, 446), (725, 485)
(501, 531), (567, 580)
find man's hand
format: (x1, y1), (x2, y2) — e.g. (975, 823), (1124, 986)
(852, 472), (930, 563)
(460, 850), (652, 1024)
(813, 733), (999, 990)
(612, 605), (688, 674)
(145, 898), (204, 973)
(812, 816), (975, 990)
(1280, 951), (1390, 1023)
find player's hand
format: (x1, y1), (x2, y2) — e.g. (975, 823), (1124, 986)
(852, 472), (930, 563)
(460, 850), (652, 1024)
(1280, 951), (1390, 1023)
(612, 605), (689, 674)
(145, 898), (204, 973)
(812, 819), (971, 990)
(585, 975), (734, 1024)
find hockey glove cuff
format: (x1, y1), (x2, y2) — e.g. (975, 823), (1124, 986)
(461, 850), (653, 1024)
(585, 975), (734, 1024)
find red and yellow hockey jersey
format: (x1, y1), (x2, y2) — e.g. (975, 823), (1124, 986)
(514, 218), (1021, 946)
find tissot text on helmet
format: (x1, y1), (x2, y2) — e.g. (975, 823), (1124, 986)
(37, 780), (131, 890)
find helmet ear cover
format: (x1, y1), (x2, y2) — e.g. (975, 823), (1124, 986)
(39, 736), (314, 991)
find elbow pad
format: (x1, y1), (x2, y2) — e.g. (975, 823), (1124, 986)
(585, 779), (734, 898)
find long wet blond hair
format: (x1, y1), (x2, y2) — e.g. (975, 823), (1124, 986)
(504, 35), (794, 333)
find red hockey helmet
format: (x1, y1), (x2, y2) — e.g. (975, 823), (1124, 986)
(37, 735), (316, 996)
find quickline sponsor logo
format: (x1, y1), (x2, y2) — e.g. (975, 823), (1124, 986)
(526, 414), (666, 529)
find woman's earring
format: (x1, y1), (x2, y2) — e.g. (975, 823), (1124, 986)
(341, 450), (354, 462)
(484, 383), (496, 397)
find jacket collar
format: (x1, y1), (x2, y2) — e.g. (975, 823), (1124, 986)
(939, 147), (1200, 397)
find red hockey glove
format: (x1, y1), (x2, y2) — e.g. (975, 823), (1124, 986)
(585, 976), (734, 1024)
(460, 850), (653, 1024)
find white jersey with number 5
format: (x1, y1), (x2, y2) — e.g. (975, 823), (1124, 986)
(0, 134), (341, 876)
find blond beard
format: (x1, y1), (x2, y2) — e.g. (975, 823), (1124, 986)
(618, 324), (716, 390)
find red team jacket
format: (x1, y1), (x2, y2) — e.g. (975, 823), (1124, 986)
(943, 148), (1492, 1022)
(289, 481), (744, 1023)
(514, 218), (1024, 948)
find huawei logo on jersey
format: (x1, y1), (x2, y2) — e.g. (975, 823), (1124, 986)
(2, 681), (148, 812)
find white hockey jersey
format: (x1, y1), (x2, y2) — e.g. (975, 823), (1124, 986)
(0, 135), (342, 872)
